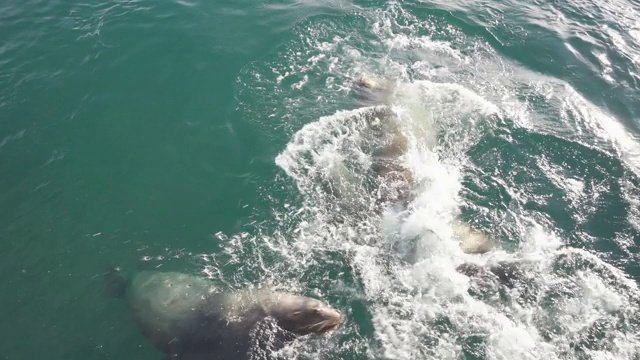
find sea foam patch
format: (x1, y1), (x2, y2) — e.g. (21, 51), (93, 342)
(226, 2), (640, 358)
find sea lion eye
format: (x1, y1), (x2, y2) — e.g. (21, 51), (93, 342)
(313, 308), (321, 314)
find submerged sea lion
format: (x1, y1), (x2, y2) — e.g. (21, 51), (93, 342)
(456, 261), (540, 306)
(456, 261), (525, 289)
(354, 77), (383, 90)
(352, 77), (414, 208)
(106, 270), (342, 360)
(352, 77), (494, 254)
(371, 132), (414, 207)
(452, 222), (494, 254)
(353, 76), (395, 106)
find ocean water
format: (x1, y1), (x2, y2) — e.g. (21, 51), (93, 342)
(1, 0), (639, 359)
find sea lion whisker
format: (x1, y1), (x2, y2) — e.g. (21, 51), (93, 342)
(302, 319), (334, 332)
(298, 323), (316, 331)
(299, 321), (324, 331)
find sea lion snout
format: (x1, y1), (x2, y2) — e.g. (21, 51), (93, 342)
(273, 295), (343, 335)
(315, 305), (342, 333)
(296, 301), (343, 334)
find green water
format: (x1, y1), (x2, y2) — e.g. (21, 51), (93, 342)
(1, 0), (639, 359)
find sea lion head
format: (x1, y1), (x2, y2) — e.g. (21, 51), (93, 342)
(354, 77), (384, 90)
(265, 293), (342, 335)
(352, 76), (393, 105)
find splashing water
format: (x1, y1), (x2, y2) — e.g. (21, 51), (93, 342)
(223, 2), (640, 359)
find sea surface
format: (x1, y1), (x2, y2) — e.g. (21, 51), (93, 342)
(1, 0), (640, 359)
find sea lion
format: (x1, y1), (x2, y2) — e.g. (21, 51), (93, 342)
(352, 76), (395, 106)
(456, 261), (539, 306)
(351, 77), (414, 208)
(354, 77), (384, 90)
(455, 262), (524, 288)
(352, 77), (495, 254)
(106, 270), (342, 360)
(452, 222), (494, 255)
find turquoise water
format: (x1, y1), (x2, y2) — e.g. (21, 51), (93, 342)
(1, 0), (639, 359)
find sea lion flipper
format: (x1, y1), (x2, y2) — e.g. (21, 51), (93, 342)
(103, 266), (130, 299)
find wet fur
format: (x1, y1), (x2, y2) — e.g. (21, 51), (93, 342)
(123, 271), (339, 360)
(352, 77), (495, 255)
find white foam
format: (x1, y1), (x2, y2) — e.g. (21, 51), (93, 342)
(273, 79), (525, 358)
(227, 2), (640, 358)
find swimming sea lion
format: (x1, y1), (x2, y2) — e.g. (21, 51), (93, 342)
(106, 270), (342, 360)
(455, 262), (524, 288)
(354, 77), (384, 90)
(456, 261), (539, 306)
(352, 77), (495, 254)
(370, 130), (414, 207)
(452, 222), (494, 255)
(353, 76), (395, 106)
(351, 77), (414, 208)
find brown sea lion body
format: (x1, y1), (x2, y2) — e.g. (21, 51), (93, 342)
(353, 77), (414, 208)
(124, 271), (342, 359)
